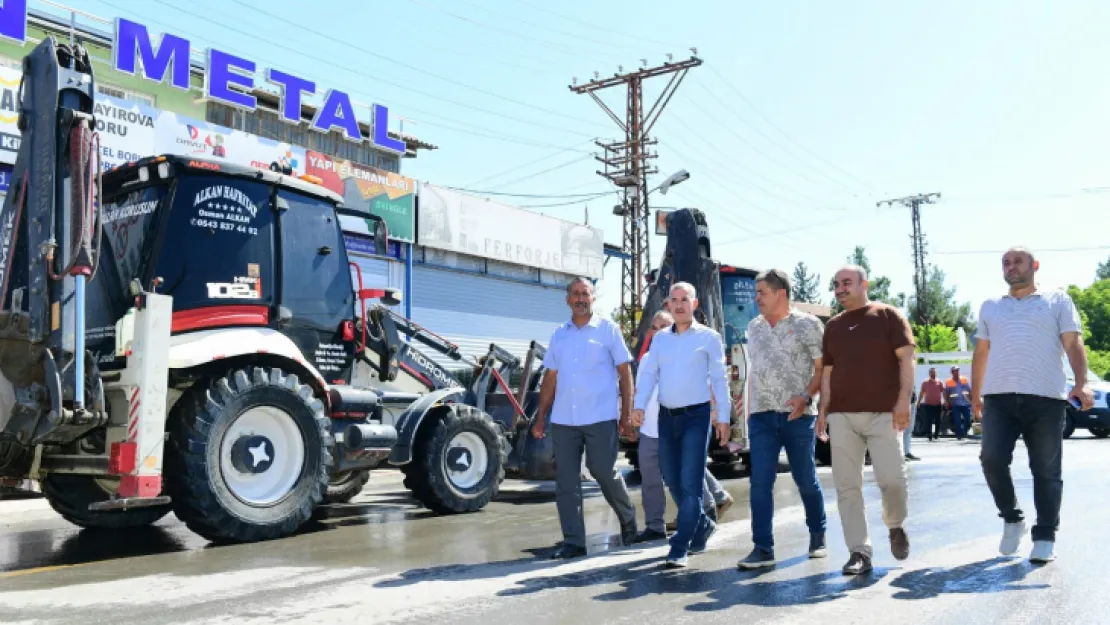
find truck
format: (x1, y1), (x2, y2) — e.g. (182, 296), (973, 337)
(0, 36), (558, 543)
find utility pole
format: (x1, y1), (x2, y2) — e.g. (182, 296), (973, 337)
(570, 54), (702, 331)
(877, 192), (942, 348)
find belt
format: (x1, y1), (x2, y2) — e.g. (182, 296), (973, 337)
(660, 401), (710, 417)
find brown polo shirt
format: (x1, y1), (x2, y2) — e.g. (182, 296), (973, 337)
(822, 302), (915, 413)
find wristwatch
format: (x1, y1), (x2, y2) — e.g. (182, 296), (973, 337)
(803, 393), (813, 407)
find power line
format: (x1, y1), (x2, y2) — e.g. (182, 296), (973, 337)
(705, 64), (877, 193)
(934, 245), (1110, 256)
(461, 140), (596, 188)
(515, 0), (688, 49)
(404, 0), (628, 64)
(221, 0), (608, 131)
(516, 192), (620, 208)
(485, 154), (597, 191)
(141, 0), (601, 141)
(436, 187), (612, 200)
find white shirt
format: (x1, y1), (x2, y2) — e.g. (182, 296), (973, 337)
(634, 321), (731, 424)
(541, 314), (632, 427)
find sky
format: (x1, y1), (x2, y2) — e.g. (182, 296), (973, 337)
(47, 0), (1110, 318)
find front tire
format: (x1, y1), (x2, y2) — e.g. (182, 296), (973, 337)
(1089, 426), (1110, 439)
(402, 405), (503, 514)
(42, 474), (171, 530)
(1063, 409), (1076, 439)
(323, 470), (371, 504)
(164, 366), (333, 543)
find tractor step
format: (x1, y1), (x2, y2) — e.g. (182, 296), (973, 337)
(88, 495), (171, 512)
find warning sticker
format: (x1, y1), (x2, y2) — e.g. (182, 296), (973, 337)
(190, 185), (261, 236)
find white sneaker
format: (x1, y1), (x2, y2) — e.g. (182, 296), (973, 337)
(1030, 540), (1056, 563)
(1000, 521), (1026, 556)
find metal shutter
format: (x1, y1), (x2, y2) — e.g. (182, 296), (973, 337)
(410, 264), (567, 370)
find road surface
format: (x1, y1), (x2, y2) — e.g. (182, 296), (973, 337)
(0, 434), (1107, 624)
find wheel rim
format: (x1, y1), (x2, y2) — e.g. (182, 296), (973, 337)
(219, 406), (306, 506)
(443, 431), (488, 491)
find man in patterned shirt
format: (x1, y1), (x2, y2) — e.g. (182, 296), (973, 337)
(737, 269), (828, 569)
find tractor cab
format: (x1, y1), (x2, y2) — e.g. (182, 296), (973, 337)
(90, 154), (389, 386)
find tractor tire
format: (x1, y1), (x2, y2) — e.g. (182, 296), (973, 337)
(164, 366), (333, 543)
(42, 474), (171, 530)
(1089, 426), (1110, 439)
(323, 470), (371, 504)
(402, 405), (503, 514)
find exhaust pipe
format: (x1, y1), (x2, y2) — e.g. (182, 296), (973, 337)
(344, 423), (398, 451)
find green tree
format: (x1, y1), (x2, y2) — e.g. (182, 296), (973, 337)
(1067, 279), (1110, 352)
(1097, 257), (1110, 281)
(828, 245), (906, 314)
(912, 324), (960, 353)
(792, 261), (822, 304)
(907, 265), (976, 336)
(610, 305), (640, 347)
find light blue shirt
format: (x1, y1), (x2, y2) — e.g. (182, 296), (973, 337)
(542, 315), (633, 427)
(634, 322), (731, 424)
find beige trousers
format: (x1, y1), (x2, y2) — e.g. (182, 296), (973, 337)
(829, 412), (909, 559)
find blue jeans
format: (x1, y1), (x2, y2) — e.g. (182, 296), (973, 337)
(749, 411), (827, 550)
(658, 403), (714, 555)
(980, 393), (1066, 542)
(951, 404), (972, 438)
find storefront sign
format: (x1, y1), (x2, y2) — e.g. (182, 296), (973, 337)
(155, 114), (306, 175)
(0, 0), (26, 44)
(110, 18), (405, 155)
(417, 183), (605, 279)
(344, 233), (402, 260)
(308, 151), (415, 243)
(0, 164), (11, 194)
(0, 67), (22, 162)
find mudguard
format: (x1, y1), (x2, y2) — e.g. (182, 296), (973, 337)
(167, 327), (329, 391)
(387, 386), (470, 465)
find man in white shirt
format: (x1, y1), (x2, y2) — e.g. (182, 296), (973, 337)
(531, 277), (638, 559)
(632, 282), (731, 568)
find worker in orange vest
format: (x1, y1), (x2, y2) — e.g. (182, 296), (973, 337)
(946, 366), (973, 438)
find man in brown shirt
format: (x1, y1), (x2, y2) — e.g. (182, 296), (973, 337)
(919, 368), (945, 441)
(819, 265), (916, 575)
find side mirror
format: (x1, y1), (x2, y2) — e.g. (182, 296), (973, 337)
(371, 217), (389, 256)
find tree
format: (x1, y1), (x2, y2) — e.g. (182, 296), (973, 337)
(1067, 279), (1110, 352)
(1097, 257), (1110, 281)
(907, 265), (976, 336)
(610, 305), (641, 347)
(912, 324), (960, 353)
(828, 245), (906, 314)
(792, 262), (822, 304)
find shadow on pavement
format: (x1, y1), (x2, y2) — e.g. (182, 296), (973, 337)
(1, 526), (192, 573)
(889, 557), (1049, 600)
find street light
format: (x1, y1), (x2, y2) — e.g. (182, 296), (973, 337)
(656, 169), (690, 195)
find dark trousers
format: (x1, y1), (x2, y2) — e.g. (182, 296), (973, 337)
(980, 393), (1067, 542)
(658, 403), (714, 555)
(552, 421), (636, 548)
(951, 404), (972, 438)
(922, 404), (943, 439)
(748, 411), (826, 549)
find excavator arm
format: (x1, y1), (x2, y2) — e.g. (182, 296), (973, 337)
(0, 36), (105, 461)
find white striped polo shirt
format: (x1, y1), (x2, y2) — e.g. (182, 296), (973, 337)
(977, 288), (1083, 400)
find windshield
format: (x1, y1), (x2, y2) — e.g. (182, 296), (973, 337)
(720, 272), (758, 348)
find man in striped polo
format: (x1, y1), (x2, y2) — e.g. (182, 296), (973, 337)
(971, 247), (1094, 564)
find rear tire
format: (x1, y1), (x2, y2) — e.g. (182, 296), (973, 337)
(1063, 409), (1076, 439)
(323, 470), (371, 504)
(164, 366), (332, 543)
(42, 474), (171, 530)
(815, 437), (831, 467)
(1089, 426), (1110, 439)
(402, 405), (503, 514)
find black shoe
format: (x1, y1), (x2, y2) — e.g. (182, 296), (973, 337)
(551, 544), (587, 560)
(905, 453), (921, 461)
(620, 519), (638, 547)
(809, 532), (828, 558)
(842, 551), (872, 575)
(635, 528), (668, 543)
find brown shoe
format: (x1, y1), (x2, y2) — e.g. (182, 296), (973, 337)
(665, 519), (677, 532)
(841, 551), (872, 575)
(890, 528), (910, 560)
(716, 495), (734, 520)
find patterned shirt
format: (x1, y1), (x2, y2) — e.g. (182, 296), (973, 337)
(746, 310), (824, 415)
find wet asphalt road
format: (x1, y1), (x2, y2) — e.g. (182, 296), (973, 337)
(0, 434), (1108, 625)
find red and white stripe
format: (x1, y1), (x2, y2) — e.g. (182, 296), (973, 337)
(127, 387), (141, 442)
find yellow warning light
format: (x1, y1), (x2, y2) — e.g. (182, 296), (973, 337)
(299, 174), (323, 185)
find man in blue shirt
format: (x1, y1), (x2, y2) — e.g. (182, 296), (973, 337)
(632, 282), (731, 568)
(531, 277), (638, 559)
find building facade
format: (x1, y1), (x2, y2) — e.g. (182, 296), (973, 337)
(0, 3), (605, 368)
